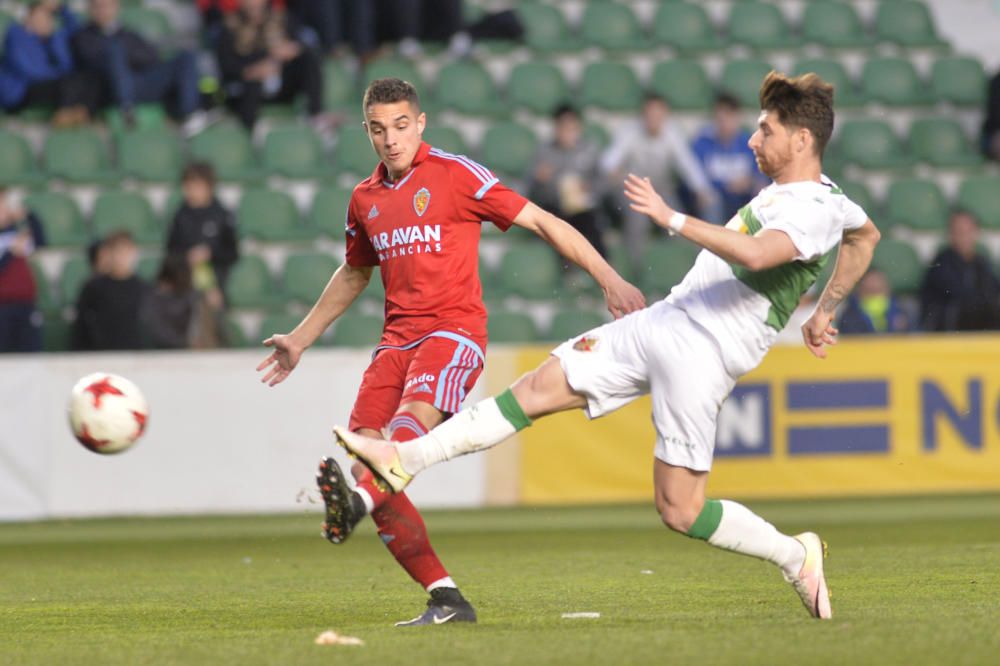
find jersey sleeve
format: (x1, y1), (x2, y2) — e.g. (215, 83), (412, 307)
(840, 195), (869, 231)
(445, 155), (528, 231)
(344, 195), (379, 267)
(757, 194), (836, 262)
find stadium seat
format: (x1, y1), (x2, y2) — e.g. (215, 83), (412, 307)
(262, 125), (329, 179)
(42, 309), (71, 352)
(833, 120), (912, 170)
(333, 126), (377, 177)
(92, 191), (161, 244)
(118, 128), (182, 182)
(189, 123), (261, 181)
(226, 255), (277, 309)
(423, 126), (468, 155)
(310, 186), (353, 238)
(793, 58), (865, 108)
(119, 7), (172, 42)
(507, 62), (570, 116)
(29, 260), (54, 312)
(871, 239), (924, 293)
(801, 1), (871, 48)
(583, 123), (611, 152)
(875, 0), (946, 48)
(931, 56), (987, 106)
(909, 118), (982, 168)
(257, 312), (304, 341)
(727, 2), (799, 50)
(283, 252), (338, 304)
(957, 176), (1000, 230)
(323, 59), (355, 112)
(363, 57), (425, 93)
(517, 2), (579, 52)
(238, 189), (315, 242)
(653, 2), (720, 52)
(43, 129), (115, 182)
(638, 241), (700, 295)
(224, 316), (250, 348)
(488, 311), (539, 343)
(836, 180), (878, 224)
(861, 57), (930, 106)
(650, 60), (713, 111)
(885, 178), (949, 231)
(546, 309), (606, 342)
(480, 121), (537, 179)
(0, 130), (43, 186)
(59, 256), (92, 306)
(330, 314), (383, 347)
(136, 254), (161, 281)
(719, 59), (774, 109)
(580, 61), (642, 112)
(24, 192), (87, 247)
(497, 244), (560, 300)
(580, 1), (647, 51)
(436, 60), (502, 116)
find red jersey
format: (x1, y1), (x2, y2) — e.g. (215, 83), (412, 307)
(346, 142), (527, 354)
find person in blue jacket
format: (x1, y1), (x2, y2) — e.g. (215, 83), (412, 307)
(0, 1), (100, 125)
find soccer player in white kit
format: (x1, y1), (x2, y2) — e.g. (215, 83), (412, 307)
(334, 71), (881, 620)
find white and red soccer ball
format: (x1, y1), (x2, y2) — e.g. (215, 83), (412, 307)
(68, 373), (149, 454)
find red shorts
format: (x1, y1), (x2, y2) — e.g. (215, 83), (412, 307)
(348, 333), (485, 432)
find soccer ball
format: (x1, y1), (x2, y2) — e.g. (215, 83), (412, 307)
(68, 373), (149, 454)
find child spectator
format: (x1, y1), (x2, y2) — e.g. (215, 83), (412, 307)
(0, 188), (47, 352)
(838, 268), (911, 335)
(144, 254), (227, 349)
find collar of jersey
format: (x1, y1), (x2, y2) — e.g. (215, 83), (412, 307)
(376, 142), (432, 189)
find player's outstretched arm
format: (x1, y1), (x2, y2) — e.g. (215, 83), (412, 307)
(512, 201), (646, 318)
(801, 219), (880, 359)
(257, 263), (373, 386)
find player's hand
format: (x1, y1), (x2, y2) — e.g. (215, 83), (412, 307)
(602, 275), (646, 319)
(256, 333), (305, 386)
(801, 310), (838, 359)
(623, 174), (673, 228)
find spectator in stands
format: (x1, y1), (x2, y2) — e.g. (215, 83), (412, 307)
(838, 268), (911, 335)
(691, 92), (766, 224)
(144, 254), (227, 349)
(73, 0), (209, 134)
(286, 0), (376, 59)
(920, 210), (1000, 331)
(166, 162), (239, 300)
(601, 93), (717, 270)
(71, 231), (148, 351)
(376, 0), (468, 58)
(0, 188), (46, 353)
(527, 104), (606, 258)
(216, 0), (328, 132)
(982, 69), (1000, 162)
(0, 1), (101, 126)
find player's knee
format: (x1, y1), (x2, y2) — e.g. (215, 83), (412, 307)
(658, 503), (700, 534)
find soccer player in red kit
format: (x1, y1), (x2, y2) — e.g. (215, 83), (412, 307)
(256, 78), (645, 626)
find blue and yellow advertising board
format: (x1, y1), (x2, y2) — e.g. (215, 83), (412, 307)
(512, 335), (1000, 503)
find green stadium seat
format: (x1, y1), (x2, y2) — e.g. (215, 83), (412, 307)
(583, 122), (611, 152)
(189, 123), (261, 181)
(909, 118), (982, 168)
(310, 186), (353, 238)
(105, 104), (168, 135)
(92, 191), (161, 244)
(262, 126), (328, 178)
(480, 121), (537, 179)
(120, 7), (172, 42)
(507, 62), (570, 116)
(861, 57), (930, 106)
(330, 314), (383, 347)
(333, 126), (376, 177)
(497, 244), (560, 300)
(423, 126), (468, 155)
(580, 61), (642, 112)
(29, 260), (54, 312)
(118, 128), (182, 182)
(727, 2), (799, 50)
(323, 59), (355, 112)
(546, 309), (607, 342)
(257, 312), (305, 341)
(871, 239), (924, 293)
(833, 120), (912, 170)
(436, 61), (501, 116)
(793, 58), (865, 108)
(885, 178), (948, 231)
(638, 241), (700, 295)
(59, 256), (92, 306)
(650, 60), (713, 111)
(653, 2), (720, 53)
(931, 56), (986, 106)
(488, 311), (539, 343)
(0, 130), (43, 186)
(42, 309), (71, 352)
(361, 267), (385, 303)
(580, 1), (648, 51)
(224, 316), (250, 348)
(136, 254), (161, 281)
(43, 129), (115, 182)
(238, 189), (315, 242)
(283, 252), (338, 304)
(517, 3), (579, 52)
(836, 180), (878, 223)
(957, 176), (1000, 230)
(875, 0), (946, 48)
(802, 1), (870, 48)
(719, 59), (774, 109)
(225, 255), (276, 309)
(24, 192), (87, 247)
(363, 57), (425, 93)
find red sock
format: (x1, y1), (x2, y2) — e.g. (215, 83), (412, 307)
(354, 412), (427, 513)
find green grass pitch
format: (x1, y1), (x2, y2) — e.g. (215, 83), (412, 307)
(2, 495), (998, 665)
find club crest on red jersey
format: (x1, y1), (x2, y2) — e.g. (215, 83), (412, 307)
(413, 187), (431, 217)
(572, 335), (599, 352)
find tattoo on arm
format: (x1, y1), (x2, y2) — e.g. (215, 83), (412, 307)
(819, 284), (847, 314)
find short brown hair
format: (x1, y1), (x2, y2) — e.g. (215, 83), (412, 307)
(363, 78), (420, 112)
(758, 71), (834, 155)
(181, 161), (216, 187)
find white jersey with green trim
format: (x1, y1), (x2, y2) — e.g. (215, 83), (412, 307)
(665, 175), (869, 377)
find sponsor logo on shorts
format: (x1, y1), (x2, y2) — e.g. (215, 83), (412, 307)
(413, 187), (431, 217)
(405, 373), (436, 390)
(572, 335), (599, 352)
(412, 383), (433, 394)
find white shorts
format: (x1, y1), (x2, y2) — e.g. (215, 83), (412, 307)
(551, 301), (737, 471)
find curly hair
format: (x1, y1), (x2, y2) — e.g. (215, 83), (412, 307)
(758, 71), (835, 155)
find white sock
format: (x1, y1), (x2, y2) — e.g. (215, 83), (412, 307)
(426, 576), (457, 592)
(354, 486), (374, 515)
(707, 500), (806, 577)
(396, 397), (517, 475)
